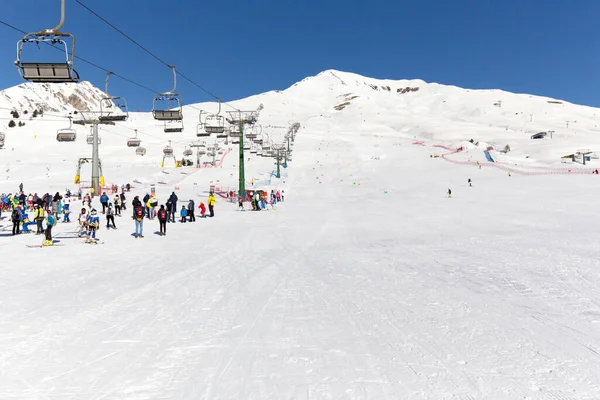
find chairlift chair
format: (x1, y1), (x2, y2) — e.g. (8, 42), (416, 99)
(136, 147), (146, 156)
(56, 116), (76, 142)
(183, 146), (193, 157)
(243, 143), (251, 151)
(199, 148), (207, 155)
(231, 138), (240, 144)
(0, 132), (5, 149)
(152, 66), (183, 121)
(163, 140), (173, 156)
(204, 98), (226, 133)
(15, 0), (80, 83)
(99, 72), (129, 122)
(164, 120), (184, 133)
(127, 129), (141, 147)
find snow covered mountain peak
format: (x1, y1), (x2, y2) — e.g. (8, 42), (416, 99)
(0, 80), (109, 114)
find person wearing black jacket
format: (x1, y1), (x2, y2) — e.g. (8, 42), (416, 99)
(187, 199), (195, 222)
(169, 192), (178, 222)
(157, 205), (168, 236)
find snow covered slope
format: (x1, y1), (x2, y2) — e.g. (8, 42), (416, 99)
(1, 70), (600, 399)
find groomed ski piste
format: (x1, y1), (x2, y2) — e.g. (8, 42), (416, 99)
(1, 70), (600, 399)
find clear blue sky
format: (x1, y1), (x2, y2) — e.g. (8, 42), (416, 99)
(0, 0), (599, 110)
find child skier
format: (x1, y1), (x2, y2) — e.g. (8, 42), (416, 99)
(78, 208), (88, 237)
(44, 213), (57, 246)
(180, 205), (188, 223)
(199, 202), (206, 217)
(85, 209), (100, 243)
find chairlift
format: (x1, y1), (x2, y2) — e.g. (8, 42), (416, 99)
(196, 113), (210, 137)
(56, 116), (76, 142)
(216, 131), (228, 139)
(199, 148), (207, 155)
(0, 132), (5, 149)
(204, 98), (226, 133)
(99, 72), (129, 122)
(136, 147), (146, 156)
(152, 66), (183, 121)
(246, 125), (260, 140)
(243, 143), (251, 151)
(164, 119), (183, 133)
(15, 0), (80, 83)
(127, 129), (141, 147)
(250, 147), (257, 154)
(231, 138), (240, 144)
(163, 140), (173, 156)
(183, 146), (193, 157)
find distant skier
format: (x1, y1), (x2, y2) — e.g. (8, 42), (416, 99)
(100, 192), (109, 214)
(447, 188), (452, 198)
(207, 192), (216, 217)
(133, 204), (144, 238)
(180, 205), (188, 223)
(44, 212), (57, 246)
(187, 199), (195, 222)
(157, 205), (168, 236)
(468, 178), (472, 187)
(86, 209), (100, 243)
(106, 204), (116, 229)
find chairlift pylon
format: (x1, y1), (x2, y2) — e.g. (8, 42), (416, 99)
(127, 129), (141, 147)
(152, 66), (183, 121)
(56, 116), (76, 142)
(100, 72), (129, 122)
(15, 0), (80, 83)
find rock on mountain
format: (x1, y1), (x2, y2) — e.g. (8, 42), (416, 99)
(0, 81), (109, 114)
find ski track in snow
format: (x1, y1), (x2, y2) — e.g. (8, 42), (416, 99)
(2, 72), (600, 398)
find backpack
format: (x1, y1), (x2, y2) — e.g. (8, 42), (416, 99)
(158, 210), (166, 220)
(47, 215), (56, 227)
(11, 209), (19, 221)
(135, 206), (143, 220)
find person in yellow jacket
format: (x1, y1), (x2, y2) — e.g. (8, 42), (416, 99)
(207, 192), (216, 217)
(34, 204), (45, 234)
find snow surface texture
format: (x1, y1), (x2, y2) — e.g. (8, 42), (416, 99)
(1, 70), (600, 399)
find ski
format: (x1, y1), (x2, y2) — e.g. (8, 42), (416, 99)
(26, 244), (66, 248)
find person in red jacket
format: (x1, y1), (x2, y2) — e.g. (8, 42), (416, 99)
(198, 202), (206, 218)
(157, 205), (168, 236)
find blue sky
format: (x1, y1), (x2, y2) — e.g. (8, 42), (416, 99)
(0, 0), (599, 110)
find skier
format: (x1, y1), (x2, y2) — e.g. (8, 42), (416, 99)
(166, 199), (174, 223)
(114, 195), (121, 216)
(106, 203), (117, 229)
(157, 205), (168, 236)
(199, 201), (206, 218)
(237, 196), (244, 211)
(187, 199), (195, 222)
(180, 205), (188, 223)
(133, 203), (145, 238)
(78, 208), (88, 237)
(207, 191), (216, 217)
(169, 192), (178, 222)
(100, 192), (110, 214)
(85, 209), (100, 243)
(62, 194), (71, 222)
(447, 188), (452, 198)
(468, 178), (472, 187)
(142, 193), (150, 217)
(11, 206), (21, 235)
(281, 190), (285, 202)
(34, 204), (45, 234)
(44, 212), (57, 246)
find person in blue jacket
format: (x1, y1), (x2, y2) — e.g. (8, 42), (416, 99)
(100, 192), (110, 214)
(180, 205), (188, 223)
